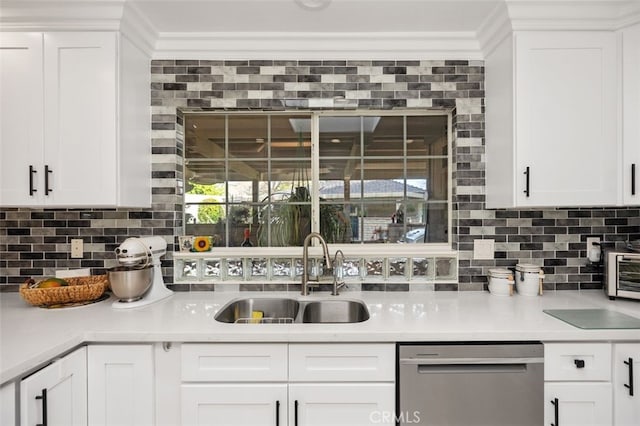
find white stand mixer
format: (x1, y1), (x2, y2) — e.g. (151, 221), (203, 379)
(112, 236), (173, 309)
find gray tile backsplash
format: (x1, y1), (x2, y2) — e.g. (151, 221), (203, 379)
(1, 59), (638, 292)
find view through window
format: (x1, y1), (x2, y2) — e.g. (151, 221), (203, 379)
(184, 112), (450, 247)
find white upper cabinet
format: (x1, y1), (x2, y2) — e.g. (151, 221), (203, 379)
(622, 23), (640, 206)
(486, 31), (618, 208)
(0, 31), (150, 208)
(0, 33), (44, 207)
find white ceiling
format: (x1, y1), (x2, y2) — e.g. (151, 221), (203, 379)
(129, 0), (501, 33)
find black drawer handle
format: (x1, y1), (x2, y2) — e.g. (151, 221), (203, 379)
(35, 388), (47, 426)
(524, 166), (530, 197)
(551, 397), (559, 426)
(632, 163), (636, 196)
(294, 399), (299, 426)
(275, 400), (280, 426)
(44, 165), (52, 196)
(624, 357), (634, 396)
(29, 165), (37, 196)
(574, 359), (585, 369)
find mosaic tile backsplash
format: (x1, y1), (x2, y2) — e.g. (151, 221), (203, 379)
(1, 59), (638, 292)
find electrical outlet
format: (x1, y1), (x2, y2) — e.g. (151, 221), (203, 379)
(586, 237), (601, 262)
(71, 239), (83, 259)
(473, 239), (495, 260)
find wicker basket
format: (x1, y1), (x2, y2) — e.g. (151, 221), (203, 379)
(20, 275), (109, 307)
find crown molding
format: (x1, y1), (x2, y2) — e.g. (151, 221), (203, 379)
(0, 0), (125, 31)
(119, 1), (157, 56)
(151, 31), (484, 60)
(477, 2), (513, 57)
(505, 0), (640, 30)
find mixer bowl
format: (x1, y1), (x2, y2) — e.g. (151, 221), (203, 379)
(108, 265), (153, 302)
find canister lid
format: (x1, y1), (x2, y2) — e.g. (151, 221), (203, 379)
(488, 268), (513, 278)
(516, 263), (542, 273)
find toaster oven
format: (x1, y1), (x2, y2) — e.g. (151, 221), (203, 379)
(606, 250), (640, 301)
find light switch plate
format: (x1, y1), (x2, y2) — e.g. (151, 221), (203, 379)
(473, 239), (495, 260)
(71, 239), (83, 259)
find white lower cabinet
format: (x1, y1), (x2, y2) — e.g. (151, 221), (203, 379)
(545, 342), (640, 426)
(87, 344), (154, 426)
(613, 344), (640, 426)
(544, 382), (612, 426)
(290, 383), (394, 426)
(182, 384), (287, 426)
(180, 343), (395, 426)
(1, 382), (16, 426)
(20, 346), (87, 426)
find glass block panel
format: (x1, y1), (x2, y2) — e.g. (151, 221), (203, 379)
(250, 258), (268, 278)
(294, 258), (304, 277)
(412, 258), (432, 279)
(271, 258), (292, 278)
(389, 257), (407, 279)
(365, 258), (385, 278)
(343, 259), (361, 279)
(435, 258), (457, 280)
(203, 259), (221, 278)
(178, 259), (199, 280)
(226, 258), (244, 279)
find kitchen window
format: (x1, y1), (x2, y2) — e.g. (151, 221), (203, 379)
(184, 111), (451, 249)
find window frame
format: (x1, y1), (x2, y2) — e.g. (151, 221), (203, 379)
(182, 109), (454, 257)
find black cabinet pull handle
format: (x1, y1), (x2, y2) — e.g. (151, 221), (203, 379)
(35, 388), (47, 426)
(574, 359), (585, 369)
(29, 165), (37, 196)
(294, 399), (299, 426)
(524, 166), (530, 197)
(632, 164), (636, 196)
(275, 400), (280, 426)
(624, 357), (634, 396)
(44, 165), (52, 195)
(551, 397), (559, 426)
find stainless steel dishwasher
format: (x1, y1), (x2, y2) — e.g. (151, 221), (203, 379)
(398, 343), (544, 426)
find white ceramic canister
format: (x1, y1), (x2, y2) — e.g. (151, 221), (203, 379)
(488, 268), (514, 296)
(515, 263), (544, 296)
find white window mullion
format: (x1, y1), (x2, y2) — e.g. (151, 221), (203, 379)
(311, 113), (320, 234)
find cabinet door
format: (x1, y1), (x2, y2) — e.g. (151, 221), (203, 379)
(622, 23), (640, 205)
(614, 344), (640, 426)
(87, 345), (154, 426)
(545, 382), (612, 426)
(289, 383), (395, 426)
(20, 347), (87, 426)
(1, 382), (16, 426)
(0, 32), (44, 206)
(181, 384), (287, 426)
(42, 32), (117, 206)
(515, 31), (618, 207)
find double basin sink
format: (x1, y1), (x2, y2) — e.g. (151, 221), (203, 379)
(215, 297), (370, 324)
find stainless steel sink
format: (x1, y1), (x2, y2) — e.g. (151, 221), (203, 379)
(301, 300), (370, 323)
(214, 297), (369, 324)
(214, 298), (300, 324)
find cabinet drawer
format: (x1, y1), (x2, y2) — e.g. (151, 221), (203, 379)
(182, 343), (287, 382)
(289, 343), (394, 382)
(545, 343), (611, 381)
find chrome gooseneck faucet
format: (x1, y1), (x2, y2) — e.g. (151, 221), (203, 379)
(301, 232), (332, 296)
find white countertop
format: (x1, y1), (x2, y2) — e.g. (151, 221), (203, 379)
(2, 289), (640, 384)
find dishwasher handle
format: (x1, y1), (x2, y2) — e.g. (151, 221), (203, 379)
(400, 357), (544, 365)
